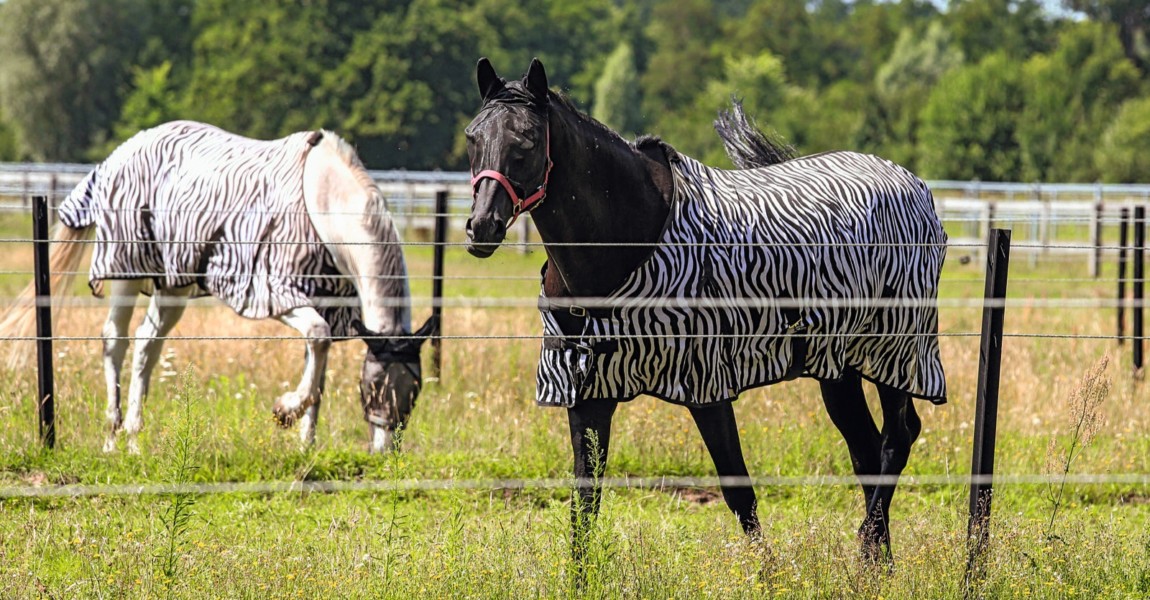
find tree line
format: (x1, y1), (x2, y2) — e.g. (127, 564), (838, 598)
(0, 0), (1147, 182)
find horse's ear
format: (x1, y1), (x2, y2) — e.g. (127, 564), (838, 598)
(525, 57), (549, 104)
(477, 57), (503, 102)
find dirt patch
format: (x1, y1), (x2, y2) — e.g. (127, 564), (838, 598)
(667, 486), (722, 505)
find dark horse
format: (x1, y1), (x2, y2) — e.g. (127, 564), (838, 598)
(464, 58), (947, 562)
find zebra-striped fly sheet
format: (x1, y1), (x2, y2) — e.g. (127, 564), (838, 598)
(57, 121), (361, 337)
(537, 150), (948, 407)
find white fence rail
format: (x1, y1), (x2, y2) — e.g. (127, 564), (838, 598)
(4, 162), (1150, 267)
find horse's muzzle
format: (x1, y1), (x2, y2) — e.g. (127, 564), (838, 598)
(465, 216), (506, 258)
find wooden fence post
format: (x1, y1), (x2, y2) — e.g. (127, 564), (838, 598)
(33, 196), (56, 449)
(1134, 205), (1145, 374)
(429, 190), (448, 381)
(1090, 187), (1103, 278)
(966, 228), (1011, 580)
(1118, 207), (1130, 346)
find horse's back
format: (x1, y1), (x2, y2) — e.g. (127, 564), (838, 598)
(695, 151), (944, 250)
(64, 120), (362, 329)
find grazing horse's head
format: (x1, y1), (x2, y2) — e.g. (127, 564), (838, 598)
(353, 316), (437, 453)
(465, 57), (552, 258)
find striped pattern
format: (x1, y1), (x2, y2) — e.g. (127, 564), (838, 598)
(537, 150), (948, 407)
(57, 121), (385, 337)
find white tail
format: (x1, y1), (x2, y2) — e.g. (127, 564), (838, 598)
(0, 222), (94, 369)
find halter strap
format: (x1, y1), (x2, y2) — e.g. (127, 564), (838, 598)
(470, 127), (552, 226)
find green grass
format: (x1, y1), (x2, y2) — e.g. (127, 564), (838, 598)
(1, 211), (1149, 597)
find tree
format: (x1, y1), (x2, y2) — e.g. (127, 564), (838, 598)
(917, 53), (1025, 181)
(725, 0), (823, 88)
(182, 0), (381, 140)
(0, 0), (151, 161)
(641, 0), (725, 120)
(318, 0), (486, 169)
(1063, 0), (1150, 73)
(473, 0), (625, 105)
(868, 22), (965, 170)
(653, 51), (791, 165)
(1018, 21), (1142, 181)
(93, 62), (184, 158)
(593, 43), (642, 135)
(1095, 96), (1150, 183)
(946, 0), (1054, 63)
(0, 107), (20, 161)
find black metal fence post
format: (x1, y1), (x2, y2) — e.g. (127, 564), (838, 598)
(966, 228), (1011, 578)
(1134, 206), (1145, 374)
(1118, 207), (1130, 345)
(32, 196), (56, 449)
(429, 190), (448, 381)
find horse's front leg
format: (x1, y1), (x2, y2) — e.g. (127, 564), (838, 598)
(297, 366), (327, 447)
(101, 280), (144, 452)
(567, 399), (618, 563)
(272, 307), (331, 440)
(688, 402), (760, 537)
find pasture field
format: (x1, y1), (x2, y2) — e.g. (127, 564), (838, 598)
(1, 211), (1149, 598)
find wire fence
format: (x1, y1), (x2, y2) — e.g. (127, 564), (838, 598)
(0, 181), (1146, 504)
(3, 473), (1149, 500)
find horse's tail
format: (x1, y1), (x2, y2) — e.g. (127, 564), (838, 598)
(0, 173), (98, 369)
(713, 97), (796, 169)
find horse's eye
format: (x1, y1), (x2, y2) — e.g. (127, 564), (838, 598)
(520, 139), (535, 151)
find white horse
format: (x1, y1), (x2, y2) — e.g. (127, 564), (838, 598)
(0, 121), (435, 453)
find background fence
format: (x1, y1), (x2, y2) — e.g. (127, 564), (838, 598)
(6, 162), (1150, 266)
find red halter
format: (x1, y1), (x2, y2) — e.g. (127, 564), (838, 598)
(470, 127), (552, 226)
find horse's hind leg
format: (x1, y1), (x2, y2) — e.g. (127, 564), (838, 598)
(101, 280), (144, 452)
(271, 307), (331, 436)
(861, 382), (921, 560)
(688, 402), (760, 536)
(818, 370), (884, 558)
(297, 366), (326, 447)
(123, 285), (193, 454)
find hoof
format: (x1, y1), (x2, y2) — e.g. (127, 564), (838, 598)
(272, 392), (311, 428)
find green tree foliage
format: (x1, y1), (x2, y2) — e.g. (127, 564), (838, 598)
(833, 0), (941, 85)
(592, 43), (642, 136)
(0, 0), (151, 161)
(1063, 0), (1150, 72)
(0, 107), (20, 161)
(93, 62), (183, 159)
(917, 53), (1025, 181)
(473, 0), (625, 105)
(1, 0), (1143, 181)
(1018, 21), (1142, 181)
(1095, 96), (1150, 183)
(871, 22), (964, 169)
(319, 0), (486, 169)
(641, 0), (725, 121)
(654, 52), (790, 165)
(183, 0), (380, 139)
(946, 0), (1054, 62)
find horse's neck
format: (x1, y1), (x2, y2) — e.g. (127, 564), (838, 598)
(303, 145), (411, 334)
(535, 108), (672, 299)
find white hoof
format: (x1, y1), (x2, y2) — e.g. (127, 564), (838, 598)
(272, 391), (311, 428)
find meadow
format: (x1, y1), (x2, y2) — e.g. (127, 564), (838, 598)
(0, 210), (1148, 598)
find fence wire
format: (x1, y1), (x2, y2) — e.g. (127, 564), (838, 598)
(2, 473), (1148, 500)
